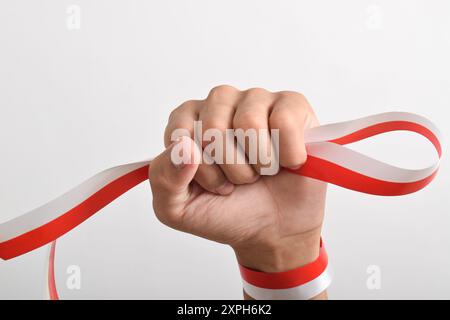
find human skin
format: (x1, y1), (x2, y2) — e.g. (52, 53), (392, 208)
(149, 85), (328, 299)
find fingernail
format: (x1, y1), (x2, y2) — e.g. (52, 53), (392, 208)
(174, 161), (187, 170)
(171, 136), (183, 146)
(171, 137), (188, 170)
(216, 181), (234, 195)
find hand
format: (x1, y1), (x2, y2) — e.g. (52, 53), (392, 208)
(149, 85), (327, 273)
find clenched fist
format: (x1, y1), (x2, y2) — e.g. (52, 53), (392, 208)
(149, 85), (327, 278)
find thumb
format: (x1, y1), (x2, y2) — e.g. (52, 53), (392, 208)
(149, 136), (201, 226)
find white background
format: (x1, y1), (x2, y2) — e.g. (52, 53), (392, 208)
(0, 0), (449, 299)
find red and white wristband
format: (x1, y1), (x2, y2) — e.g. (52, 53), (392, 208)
(239, 239), (331, 300)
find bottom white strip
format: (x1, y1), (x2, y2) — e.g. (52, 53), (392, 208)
(242, 265), (333, 300)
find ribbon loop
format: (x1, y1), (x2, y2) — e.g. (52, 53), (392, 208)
(290, 112), (442, 196)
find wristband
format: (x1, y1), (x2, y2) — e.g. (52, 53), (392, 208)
(239, 239), (331, 300)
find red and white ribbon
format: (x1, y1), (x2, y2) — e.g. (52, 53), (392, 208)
(0, 112), (442, 299)
(0, 161), (150, 260)
(239, 239), (331, 300)
(45, 241), (59, 300)
(291, 112), (442, 195)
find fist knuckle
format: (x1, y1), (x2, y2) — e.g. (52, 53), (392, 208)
(168, 108), (180, 121)
(169, 100), (199, 120)
(208, 84), (238, 102)
(244, 87), (270, 100)
(277, 90), (306, 102)
(182, 99), (201, 109)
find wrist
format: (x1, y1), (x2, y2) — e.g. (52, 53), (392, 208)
(233, 229), (322, 273)
(236, 233), (331, 300)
